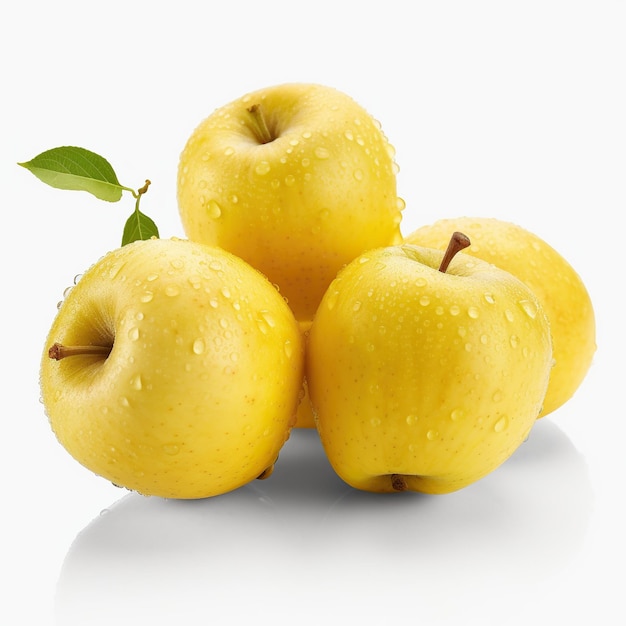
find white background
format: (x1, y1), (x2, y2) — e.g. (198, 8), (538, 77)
(2, 1), (624, 624)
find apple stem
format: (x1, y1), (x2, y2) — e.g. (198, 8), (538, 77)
(247, 104), (274, 144)
(438, 231), (471, 273)
(48, 342), (111, 360)
(391, 474), (408, 491)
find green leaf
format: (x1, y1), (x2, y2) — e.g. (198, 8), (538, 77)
(18, 146), (127, 202)
(122, 209), (159, 246)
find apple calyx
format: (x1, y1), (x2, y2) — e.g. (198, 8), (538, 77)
(48, 342), (111, 361)
(247, 104), (275, 144)
(438, 231), (471, 273)
(391, 474), (408, 491)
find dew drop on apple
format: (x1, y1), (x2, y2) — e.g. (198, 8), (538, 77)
(483, 292), (496, 305)
(426, 429), (439, 441)
(130, 374), (143, 391)
(467, 306), (480, 319)
(165, 285), (180, 297)
(314, 147), (330, 159)
(505, 309), (515, 322)
(518, 299), (538, 319)
(284, 174), (296, 186)
(192, 338), (205, 355)
(128, 327), (140, 341)
(140, 291), (154, 303)
(325, 289), (340, 310)
(353, 169), (364, 181)
(510, 334), (520, 348)
(492, 390), (503, 403)
(419, 295), (431, 307)
(162, 443), (180, 456)
(370, 417), (381, 427)
(494, 416), (509, 433)
(450, 408), (464, 421)
(284, 340), (294, 359)
(206, 200), (222, 219)
(255, 161), (271, 176)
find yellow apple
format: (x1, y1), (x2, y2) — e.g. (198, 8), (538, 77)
(40, 237), (304, 499)
(306, 234), (553, 494)
(404, 217), (596, 417)
(177, 82), (404, 322)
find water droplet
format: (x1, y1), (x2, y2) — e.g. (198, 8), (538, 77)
(209, 297), (219, 308)
(326, 289), (340, 310)
(396, 197), (406, 211)
(165, 285), (180, 297)
(255, 161), (271, 175)
(352, 301), (362, 312)
(353, 169), (364, 181)
(314, 146), (330, 159)
(221, 286), (231, 299)
(170, 259), (184, 270)
(494, 416), (509, 433)
(193, 338), (205, 355)
(163, 443), (180, 455)
(230, 352), (239, 362)
(451, 409), (464, 421)
(510, 335), (520, 348)
(284, 340), (294, 359)
(467, 306), (480, 319)
(492, 390), (503, 402)
(505, 309), (515, 322)
(449, 305), (460, 316)
(518, 299), (538, 319)
(284, 174), (296, 186)
(426, 429), (439, 441)
(119, 396), (130, 408)
(224, 146), (235, 156)
(484, 292), (496, 304)
(419, 295), (431, 306)
(140, 291), (153, 303)
(370, 417), (382, 427)
(108, 263), (123, 279)
(130, 374), (143, 391)
(128, 327), (140, 341)
(259, 310), (276, 328)
(406, 414), (418, 426)
(366, 343), (375, 352)
(207, 200), (222, 218)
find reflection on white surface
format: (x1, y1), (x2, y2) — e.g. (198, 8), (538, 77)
(55, 419), (591, 625)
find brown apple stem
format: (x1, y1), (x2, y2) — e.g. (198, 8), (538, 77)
(48, 342), (111, 361)
(247, 104), (274, 144)
(438, 231), (471, 273)
(391, 474), (408, 491)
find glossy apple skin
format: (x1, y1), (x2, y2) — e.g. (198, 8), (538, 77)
(405, 217), (596, 417)
(40, 238), (304, 499)
(306, 244), (553, 494)
(177, 82), (404, 322)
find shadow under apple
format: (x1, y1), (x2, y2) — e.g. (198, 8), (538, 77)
(55, 419), (592, 626)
